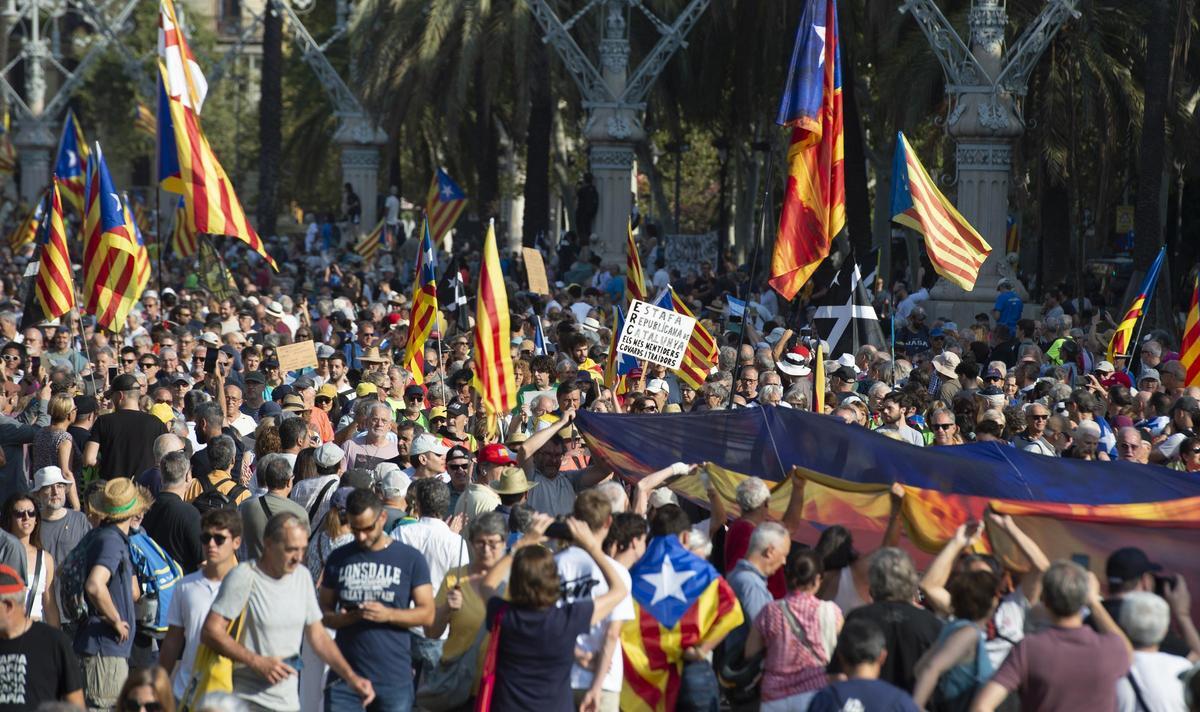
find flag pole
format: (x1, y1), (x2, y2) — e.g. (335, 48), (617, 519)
(728, 147), (775, 409)
(1119, 246), (1167, 362)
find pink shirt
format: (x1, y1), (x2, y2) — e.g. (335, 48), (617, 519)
(753, 591), (843, 701)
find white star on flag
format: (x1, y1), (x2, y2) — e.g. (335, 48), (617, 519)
(109, 193), (123, 213)
(643, 555), (697, 606)
(814, 24), (826, 67)
(440, 184), (454, 200)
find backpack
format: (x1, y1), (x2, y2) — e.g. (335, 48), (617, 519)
(193, 473), (248, 515)
(57, 528), (105, 636)
(128, 529), (184, 639)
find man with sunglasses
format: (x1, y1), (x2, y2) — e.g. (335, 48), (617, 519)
(1013, 403), (1056, 457)
(159, 508), (243, 700)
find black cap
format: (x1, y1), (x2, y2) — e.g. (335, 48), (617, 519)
(291, 375), (315, 391)
(258, 401), (283, 420)
(1106, 547), (1161, 584)
(341, 468), (375, 490)
(405, 384), (425, 399)
(110, 373), (139, 392)
(446, 401), (469, 418)
(978, 386), (1004, 397)
(272, 384), (295, 402)
(450, 368), (473, 386)
(262, 358), (280, 370)
(244, 371), (267, 385)
(832, 366), (857, 382)
(73, 395), (98, 415)
(446, 444), (472, 461)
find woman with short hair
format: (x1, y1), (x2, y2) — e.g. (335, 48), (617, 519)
(29, 392), (81, 510)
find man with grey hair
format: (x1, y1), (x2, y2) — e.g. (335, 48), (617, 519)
(342, 401), (398, 471)
(1114, 592), (1191, 712)
(836, 548), (942, 692)
(723, 477), (786, 598)
(758, 383), (784, 407)
(203, 513), (375, 711)
(725, 522), (791, 655)
(184, 435), (250, 507)
(240, 454), (309, 560)
(143, 450), (204, 572)
(35, 465), (91, 567)
(136, 432), (187, 497)
(971, 560), (1131, 712)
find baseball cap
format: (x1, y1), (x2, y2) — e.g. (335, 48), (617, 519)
(292, 375), (315, 391)
(329, 487), (356, 512)
(1139, 368), (1161, 383)
(1094, 360), (1115, 374)
(646, 378), (669, 394)
(314, 443), (345, 469)
(446, 445), (472, 461)
(429, 406), (448, 421)
(404, 385), (425, 399)
(150, 403), (175, 423)
(343, 468), (376, 490)
(446, 401), (469, 418)
(316, 384), (337, 400)
(377, 468), (411, 499)
(984, 367), (1004, 380)
(272, 384), (295, 402)
(316, 343), (336, 359)
(1106, 547), (1161, 585)
(411, 433), (449, 457)
(172, 374), (194, 386)
(478, 443), (518, 465)
(648, 487), (679, 509)
(33, 466), (70, 490)
(356, 382), (379, 398)
(0, 564), (23, 593)
(244, 371), (267, 385)
(258, 401), (283, 420)
(832, 366), (857, 381)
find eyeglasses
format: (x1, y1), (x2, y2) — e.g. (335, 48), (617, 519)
(1117, 442), (1140, 451)
(192, 356), (205, 363)
(1184, 448), (1200, 455)
(11, 509), (36, 519)
(200, 532), (228, 545)
(122, 359), (137, 365)
(447, 463), (470, 471)
(0, 354), (19, 361)
(315, 397), (332, 405)
(140, 362), (156, 369)
(122, 702), (163, 712)
(932, 423), (955, 431)
(1030, 414), (1049, 421)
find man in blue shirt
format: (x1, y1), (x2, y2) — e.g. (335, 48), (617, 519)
(993, 278), (1023, 332)
(319, 489), (435, 712)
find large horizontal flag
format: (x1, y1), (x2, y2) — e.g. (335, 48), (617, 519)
(769, 0), (845, 300)
(158, 0), (275, 270)
(83, 143), (140, 332)
(53, 110), (89, 215)
(424, 168), (466, 245)
(621, 535), (742, 711)
(653, 287), (718, 389)
(35, 180), (75, 319)
(890, 131), (991, 290)
(1107, 246), (1166, 361)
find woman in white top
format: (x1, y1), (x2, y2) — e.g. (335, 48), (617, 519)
(3, 493), (59, 625)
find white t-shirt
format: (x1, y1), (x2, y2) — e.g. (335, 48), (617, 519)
(1116, 650), (1191, 712)
(166, 571), (224, 698)
(385, 195), (401, 225)
(555, 546), (635, 693)
(210, 562), (323, 712)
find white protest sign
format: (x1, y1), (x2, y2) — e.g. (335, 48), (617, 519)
(616, 299), (696, 370)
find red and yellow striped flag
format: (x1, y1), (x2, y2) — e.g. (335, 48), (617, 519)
(53, 111), (89, 216)
(7, 193), (46, 251)
(425, 168), (467, 245)
(353, 219), (386, 263)
(890, 132), (991, 290)
(625, 219), (647, 305)
(170, 197), (198, 258)
(83, 144), (140, 332)
(402, 220), (438, 385)
(472, 220), (516, 415)
(158, 0), (275, 270)
(35, 180), (75, 319)
(134, 103), (157, 137)
(655, 288), (718, 390)
(1182, 275), (1200, 387)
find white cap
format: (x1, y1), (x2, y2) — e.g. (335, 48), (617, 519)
(646, 378), (669, 394)
(33, 466), (70, 490)
(314, 443), (345, 469)
(411, 433), (449, 456)
(648, 487), (679, 509)
(1095, 360), (1115, 373)
(376, 464), (411, 499)
(200, 331), (221, 347)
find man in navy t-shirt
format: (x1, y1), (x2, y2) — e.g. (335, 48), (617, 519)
(809, 618), (920, 712)
(319, 489), (435, 712)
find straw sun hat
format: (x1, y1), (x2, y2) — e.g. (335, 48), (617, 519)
(88, 478), (151, 521)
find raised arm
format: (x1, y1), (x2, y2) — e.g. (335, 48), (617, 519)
(880, 482), (907, 549)
(565, 518), (628, 626)
(633, 463), (689, 516)
(986, 511), (1050, 603)
(920, 521), (983, 616)
(516, 408), (575, 472)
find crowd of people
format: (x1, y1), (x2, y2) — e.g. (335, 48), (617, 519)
(0, 216), (1198, 712)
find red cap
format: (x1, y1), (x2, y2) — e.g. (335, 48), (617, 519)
(1102, 372), (1133, 390)
(478, 443), (518, 465)
(0, 564), (23, 594)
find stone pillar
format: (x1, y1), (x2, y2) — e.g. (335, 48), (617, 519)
(334, 113), (387, 228)
(13, 119), (55, 203)
(588, 142), (636, 266)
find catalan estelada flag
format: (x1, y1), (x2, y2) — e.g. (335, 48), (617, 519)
(53, 110), (89, 215)
(653, 287), (719, 389)
(158, 0), (275, 270)
(354, 219), (387, 263)
(1006, 215), (1019, 253)
(472, 220), (517, 416)
(83, 143), (140, 332)
(169, 197), (198, 258)
(35, 180), (75, 319)
(891, 132), (992, 290)
(605, 305), (638, 394)
(1108, 246), (1166, 361)
(1182, 274), (1200, 387)
(7, 193), (46, 251)
(621, 535), (742, 712)
(425, 168), (466, 245)
(122, 195), (152, 301)
(402, 220), (438, 385)
(626, 219), (647, 305)
(770, 0), (845, 300)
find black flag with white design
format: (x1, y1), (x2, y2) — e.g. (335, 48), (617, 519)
(810, 254), (886, 358)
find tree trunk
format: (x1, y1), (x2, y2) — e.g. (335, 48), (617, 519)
(521, 42), (552, 247)
(837, 0), (871, 257)
(256, 0), (283, 237)
(1134, 0), (1174, 322)
(475, 62), (500, 231)
(1039, 168), (1071, 298)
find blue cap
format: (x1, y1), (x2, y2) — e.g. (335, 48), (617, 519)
(258, 401), (283, 419)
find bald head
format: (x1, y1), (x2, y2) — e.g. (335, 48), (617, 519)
(154, 433), (186, 464)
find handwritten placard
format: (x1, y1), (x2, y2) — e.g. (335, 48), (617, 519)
(522, 248), (549, 295)
(276, 340), (318, 373)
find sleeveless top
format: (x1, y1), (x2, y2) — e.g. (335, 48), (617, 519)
(30, 428), (76, 474)
(832, 566), (868, 614)
(25, 549), (46, 620)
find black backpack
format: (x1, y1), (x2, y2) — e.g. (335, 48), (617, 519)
(192, 474), (247, 515)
